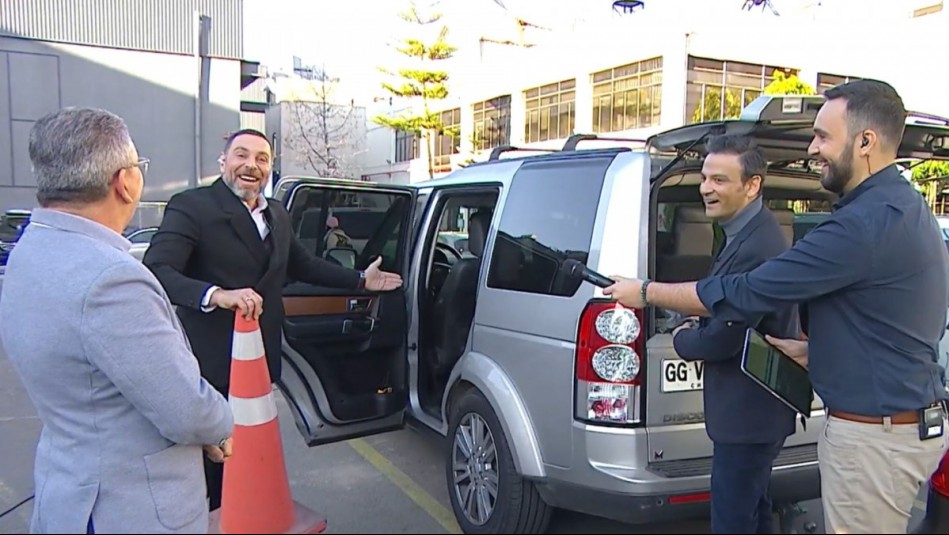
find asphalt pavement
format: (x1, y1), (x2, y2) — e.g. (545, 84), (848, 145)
(0, 281), (837, 535)
(0, 336), (710, 534)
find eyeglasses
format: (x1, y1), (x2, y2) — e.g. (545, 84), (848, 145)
(134, 158), (150, 176)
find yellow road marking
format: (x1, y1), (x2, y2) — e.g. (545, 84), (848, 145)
(348, 438), (462, 534)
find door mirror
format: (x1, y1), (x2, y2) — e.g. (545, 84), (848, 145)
(325, 247), (357, 269)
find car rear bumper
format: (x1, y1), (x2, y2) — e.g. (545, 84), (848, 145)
(535, 458), (820, 525)
(534, 421), (821, 525)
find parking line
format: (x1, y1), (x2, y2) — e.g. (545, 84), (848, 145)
(348, 438), (462, 534)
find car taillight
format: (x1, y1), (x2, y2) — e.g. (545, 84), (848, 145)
(932, 451), (949, 498)
(575, 299), (645, 424)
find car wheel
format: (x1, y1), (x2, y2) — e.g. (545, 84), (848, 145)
(446, 389), (551, 534)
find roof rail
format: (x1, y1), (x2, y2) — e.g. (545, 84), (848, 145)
(562, 133), (647, 151)
(487, 145), (558, 161)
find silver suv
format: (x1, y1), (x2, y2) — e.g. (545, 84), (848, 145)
(274, 95), (949, 533)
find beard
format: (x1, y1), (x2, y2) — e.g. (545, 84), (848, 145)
(224, 164), (265, 202)
(820, 141), (855, 195)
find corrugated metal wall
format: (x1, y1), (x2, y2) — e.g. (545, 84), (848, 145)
(240, 111), (266, 132)
(0, 0), (242, 59)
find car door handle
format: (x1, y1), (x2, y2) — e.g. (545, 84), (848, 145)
(342, 316), (376, 335)
(348, 298), (372, 313)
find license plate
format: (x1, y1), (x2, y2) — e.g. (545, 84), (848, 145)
(661, 359), (705, 392)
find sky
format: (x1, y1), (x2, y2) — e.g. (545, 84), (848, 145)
(242, 0), (930, 104)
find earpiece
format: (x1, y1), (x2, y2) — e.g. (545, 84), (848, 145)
(861, 135), (869, 148)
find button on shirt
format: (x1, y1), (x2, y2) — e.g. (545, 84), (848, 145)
(697, 164), (949, 416)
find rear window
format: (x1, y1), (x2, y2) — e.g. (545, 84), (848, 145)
(486, 157), (610, 297)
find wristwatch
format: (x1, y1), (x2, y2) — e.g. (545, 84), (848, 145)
(357, 270), (367, 290)
(218, 437), (229, 448)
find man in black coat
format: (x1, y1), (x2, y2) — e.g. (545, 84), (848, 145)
(670, 134), (800, 534)
(143, 129), (402, 510)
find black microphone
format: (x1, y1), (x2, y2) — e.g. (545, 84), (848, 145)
(561, 259), (615, 289)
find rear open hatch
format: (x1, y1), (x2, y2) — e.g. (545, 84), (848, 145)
(641, 95), (949, 469)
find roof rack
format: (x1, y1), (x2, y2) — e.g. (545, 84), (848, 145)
(487, 145), (558, 161)
(561, 133), (647, 151)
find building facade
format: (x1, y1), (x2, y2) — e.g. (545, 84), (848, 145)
(0, 0), (264, 212)
(362, 0), (947, 184)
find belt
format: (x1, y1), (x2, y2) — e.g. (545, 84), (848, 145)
(828, 409), (919, 424)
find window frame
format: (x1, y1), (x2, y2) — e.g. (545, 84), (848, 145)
(472, 95), (512, 152)
(591, 57), (664, 133)
(524, 79), (576, 143)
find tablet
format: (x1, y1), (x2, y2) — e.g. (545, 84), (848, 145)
(741, 328), (814, 417)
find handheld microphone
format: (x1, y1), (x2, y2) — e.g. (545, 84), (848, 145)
(561, 259), (615, 289)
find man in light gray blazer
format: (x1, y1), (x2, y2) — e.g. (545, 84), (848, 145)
(0, 107), (234, 534)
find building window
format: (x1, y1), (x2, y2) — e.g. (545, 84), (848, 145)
(686, 56), (797, 123)
(816, 73), (862, 94)
(434, 108), (461, 169)
(394, 129), (418, 163)
(591, 57), (663, 133)
(524, 79), (576, 143)
(472, 96), (512, 152)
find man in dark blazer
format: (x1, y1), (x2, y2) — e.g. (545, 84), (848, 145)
(671, 134), (799, 534)
(143, 129), (403, 511)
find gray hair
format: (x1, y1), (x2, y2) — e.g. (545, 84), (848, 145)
(29, 107), (136, 206)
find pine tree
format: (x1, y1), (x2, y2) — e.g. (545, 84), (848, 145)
(373, 0), (457, 179)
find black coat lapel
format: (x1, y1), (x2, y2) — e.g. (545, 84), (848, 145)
(211, 178), (268, 265)
(712, 206), (770, 274)
(258, 206), (284, 287)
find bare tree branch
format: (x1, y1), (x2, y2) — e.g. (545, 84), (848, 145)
(282, 66), (363, 179)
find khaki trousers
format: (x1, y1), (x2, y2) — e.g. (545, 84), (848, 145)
(818, 414), (948, 534)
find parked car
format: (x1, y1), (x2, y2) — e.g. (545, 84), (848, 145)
(125, 226), (158, 261)
(0, 209), (31, 266)
(268, 95), (949, 533)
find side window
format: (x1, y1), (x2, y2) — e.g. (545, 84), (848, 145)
(289, 187), (411, 273)
(487, 158), (610, 297)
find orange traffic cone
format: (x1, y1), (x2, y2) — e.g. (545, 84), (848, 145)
(208, 314), (327, 534)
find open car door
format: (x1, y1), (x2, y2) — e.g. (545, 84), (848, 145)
(274, 178), (419, 446)
(647, 94), (949, 170)
(641, 95), (949, 465)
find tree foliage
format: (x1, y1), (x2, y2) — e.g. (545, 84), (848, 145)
(691, 70), (817, 123)
(372, 0), (457, 178)
(763, 71), (816, 96)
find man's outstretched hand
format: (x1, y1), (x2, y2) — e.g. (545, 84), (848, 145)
(364, 256), (403, 292)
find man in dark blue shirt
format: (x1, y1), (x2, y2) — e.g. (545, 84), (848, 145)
(605, 79), (949, 534)
(671, 134), (800, 534)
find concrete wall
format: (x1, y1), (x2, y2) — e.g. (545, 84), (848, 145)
(0, 36), (244, 211)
